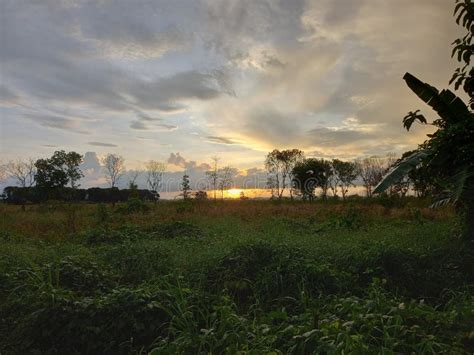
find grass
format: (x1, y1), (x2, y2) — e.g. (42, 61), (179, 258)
(0, 198), (473, 353)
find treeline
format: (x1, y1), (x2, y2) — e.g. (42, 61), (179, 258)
(265, 149), (437, 200)
(1, 148), (438, 204)
(3, 186), (157, 204)
(0, 150), (162, 204)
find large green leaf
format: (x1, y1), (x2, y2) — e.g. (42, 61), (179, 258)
(373, 150), (430, 194)
(403, 72), (470, 122)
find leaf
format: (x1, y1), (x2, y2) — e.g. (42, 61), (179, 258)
(403, 73), (470, 123)
(402, 110), (427, 131)
(373, 150), (430, 194)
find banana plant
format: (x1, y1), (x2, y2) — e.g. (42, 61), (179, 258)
(374, 72), (474, 239)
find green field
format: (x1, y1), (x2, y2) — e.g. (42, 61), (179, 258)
(0, 199), (473, 354)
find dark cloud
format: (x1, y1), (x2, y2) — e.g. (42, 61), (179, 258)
(167, 152), (187, 167)
(130, 121), (148, 130)
(156, 123), (178, 130)
(132, 70), (232, 111)
(88, 141), (118, 147)
(23, 114), (89, 134)
(205, 136), (240, 145)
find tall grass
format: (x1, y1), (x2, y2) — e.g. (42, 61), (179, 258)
(0, 199), (472, 353)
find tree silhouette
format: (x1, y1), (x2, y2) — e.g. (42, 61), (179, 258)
(180, 172), (191, 200)
(101, 154), (125, 188)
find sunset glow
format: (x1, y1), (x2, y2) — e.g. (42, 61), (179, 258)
(226, 189), (243, 198)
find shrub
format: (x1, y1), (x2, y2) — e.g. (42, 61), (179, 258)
(82, 225), (145, 245)
(115, 197), (150, 215)
(5, 286), (171, 354)
(206, 242), (347, 308)
(150, 221), (204, 239)
(101, 242), (171, 284)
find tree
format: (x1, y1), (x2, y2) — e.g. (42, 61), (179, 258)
(450, 0), (474, 108)
(35, 151), (83, 189)
(194, 190), (208, 200)
(218, 166), (237, 199)
(5, 158), (36, 187)
(266, 175), (277, 199)
(0, 161), (6, 183)
(128, 168), (143, 189)
(356, 156), (386, 197)
(205, 156), (219, 200)
(63, 151), (84, 188)
(332, 159), (358, 200)
(265, 150), (281, 197)
(375, 1), (474, 239)
(102, 154), (125, 188)
(180, 172), (191, 200)
(265, 149), (304, 199)
(292, 159), (331, 201)
(145, 160), (166, 192)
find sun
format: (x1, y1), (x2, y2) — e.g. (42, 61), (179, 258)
(226, 188), (243, 198)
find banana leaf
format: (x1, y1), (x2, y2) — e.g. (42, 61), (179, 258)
(373, 150), (430, 194)
(403, 72), (470, 123)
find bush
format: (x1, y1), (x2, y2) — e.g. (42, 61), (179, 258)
(2, 256), (115, 296)
(150, 221), (204, 239)
(101, 242), (172, 284)
(81, 226), (146, 245)
(206, 242), (347, 308)
(115, 197), (150, 215)
(5, 286), (171, 354)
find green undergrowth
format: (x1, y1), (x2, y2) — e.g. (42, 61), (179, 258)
(0, 205), (473, 353)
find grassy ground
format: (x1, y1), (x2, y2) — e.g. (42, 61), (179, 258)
(0, 199), (473, 354)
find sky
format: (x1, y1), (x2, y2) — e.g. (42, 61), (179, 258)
(0, 0), (467, 189)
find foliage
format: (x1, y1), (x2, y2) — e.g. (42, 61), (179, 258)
(150, 221), (204, 239)
(115, 197), (150, 215)
(331, 159), (358, 199)
(375, 2), (474, 239)
(450, 0), (474, 105)
(0, 200), (472, 353)
(194, 190), (208, 200)
(180, 173), (192, 200)
(292, 158), (332, 200)
(35, 150), (83, 189)
(265, 149), (304, 199)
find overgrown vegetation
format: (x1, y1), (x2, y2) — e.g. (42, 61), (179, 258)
(0, 199), (472, 354)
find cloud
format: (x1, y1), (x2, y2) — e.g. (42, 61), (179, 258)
(23, 113), (89, 134)
(130, 121), (148, 130)
(0, 86), (21, 106)
(306, 127), (373, 147)
(131, 70), (233, 111)
(205, 136), (241, 145)
(88, 141), (118, 147)
(1, 0), (463, 166)
(167, 152), (187, 167)
(130, 119), (178, 131)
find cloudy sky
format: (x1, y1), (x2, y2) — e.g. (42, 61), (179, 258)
(0, 0), (466, 186)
